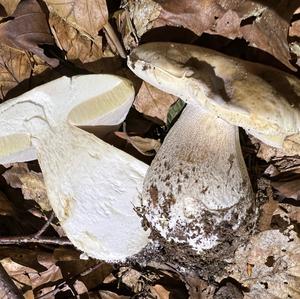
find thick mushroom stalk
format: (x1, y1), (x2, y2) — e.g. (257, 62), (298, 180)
(126, 42), (300, 259)
(142, 103), (254, 255)
(0, 75), (149, 261)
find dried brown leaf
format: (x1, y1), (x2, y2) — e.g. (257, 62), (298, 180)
(134, 82), (177, 124)
(119, 267), (141, 290)
(150, 284), (170, 299)
(45, 0), (108, 39)
(0, 0), (59, 67)
(272, 176), (300, 200)
(224, 229), (300, 299)
(115, 132), (161, 156)
(237, 1), (298, 71)
(0, 0), (20, 16)
(127, 0), (161, 38)
(3, 163), (51, 211)
(49, 13), (102, 63)
(0, 45), (32, 99)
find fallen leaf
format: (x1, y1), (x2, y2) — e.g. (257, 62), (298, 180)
(0, 0), (20, 16)
(224, 229), (300, 299)
(150, 284), (170, 299)
(0, 0), (59, 67)
(127, 0), (161, 38)
(236, 1), (298, 71)
(272, 175), (300, 200)
(119, 267), (141, 290)
(134, 81), (177, 124)
(0, 45), (32, 99)
(0, 190), (14, 216)
(45, 0), (108, 39)
(49, 13), (103, 63)
(3, 163), (51, 211)
(73, 280), (88, 295)
(115, 132), (161, 156)
(114, 8), (139, 51)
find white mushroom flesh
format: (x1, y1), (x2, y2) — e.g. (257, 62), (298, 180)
(0, 75), (149, 261)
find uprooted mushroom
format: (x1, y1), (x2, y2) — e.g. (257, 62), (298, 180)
(0, 75), (150, 261)
(127, 42), (300, 261)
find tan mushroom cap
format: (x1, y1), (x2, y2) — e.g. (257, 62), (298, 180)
(128, 42), (300, 154)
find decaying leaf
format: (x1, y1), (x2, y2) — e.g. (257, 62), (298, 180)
(45, 0), (108, 39)
(134, 81), (177, 124)
(126, 0), (161, 38)
(0, 0), (59, 67)
(224, 229), (300, 299)
(49, 13), (103, 63)
(3, 163), (51, 211)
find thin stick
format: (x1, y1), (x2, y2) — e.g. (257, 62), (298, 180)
(0, 236), (72, 246)
(34, 212), (55, 238)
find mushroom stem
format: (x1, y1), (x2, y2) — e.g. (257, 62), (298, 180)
(142, 104), (254, 254)
(29, 122), (148, 261)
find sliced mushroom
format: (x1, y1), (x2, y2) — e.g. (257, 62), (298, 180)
(0, 75), (149, 261)
(127, 42), (300, 259)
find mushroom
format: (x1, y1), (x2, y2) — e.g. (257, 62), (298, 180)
(127, 42), (300, 259)
(0, 75), (149, 261)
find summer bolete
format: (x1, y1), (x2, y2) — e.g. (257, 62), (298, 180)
(0, 75), (149, 261)
(128, 42), (300, 260)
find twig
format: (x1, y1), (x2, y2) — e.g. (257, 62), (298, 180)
(103, 22), (126, 58)
(34, 212), (55, 238)
(0, 236), (72, 246)
(0, 263), (24, 299)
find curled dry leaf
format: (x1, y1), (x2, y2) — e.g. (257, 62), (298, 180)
(45, 0), (108, 40)
(49, 13), (103, 63)
(3, 163), (51, 211)
(134, 81), (177, 124)
(0, 0), (59, 67)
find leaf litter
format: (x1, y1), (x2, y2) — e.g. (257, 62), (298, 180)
(0, 0), (299, 298)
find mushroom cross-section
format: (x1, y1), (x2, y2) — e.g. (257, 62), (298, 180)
(0, 75), (149, 261)
(127, 42), (300, 259)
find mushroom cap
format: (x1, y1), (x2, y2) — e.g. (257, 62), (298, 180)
(0, 75), (134, 164)
(128, 42), (300, 151)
